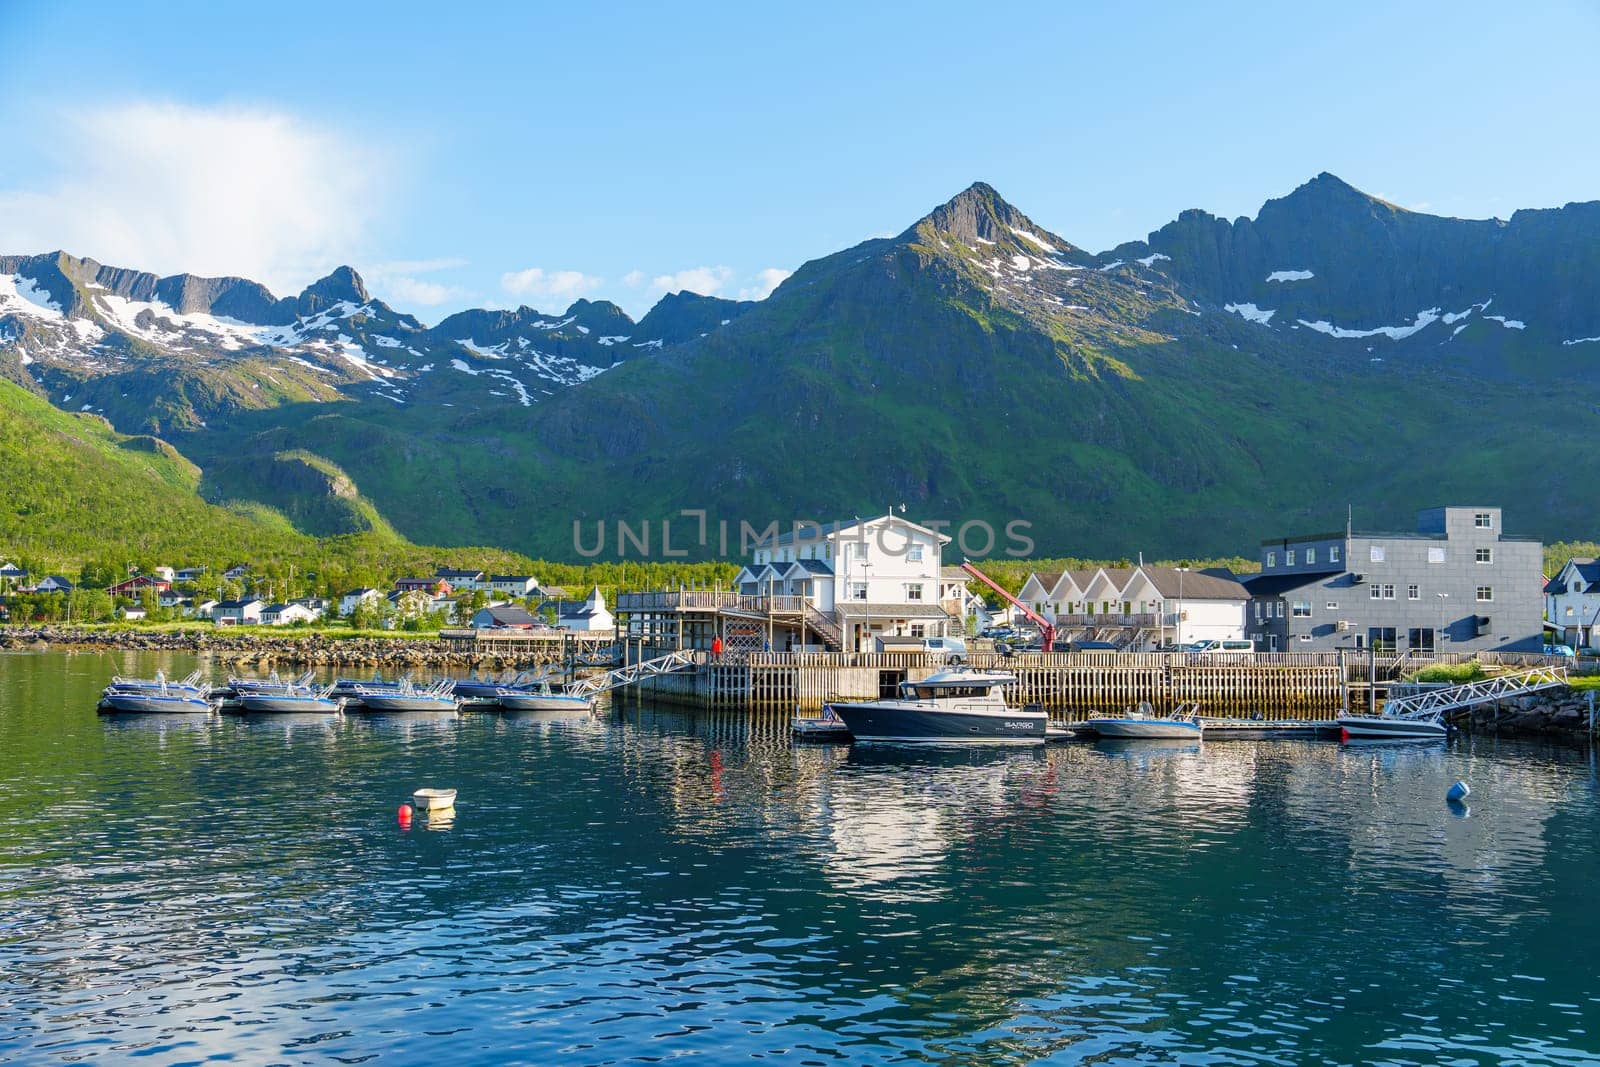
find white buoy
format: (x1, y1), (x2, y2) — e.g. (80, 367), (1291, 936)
(1446, 780), (1471, 803)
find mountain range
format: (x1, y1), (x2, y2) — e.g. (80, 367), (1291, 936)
(4, 172), (1599, 563)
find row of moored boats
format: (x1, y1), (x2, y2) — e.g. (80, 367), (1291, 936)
(807, 668), (1448, 744)
(96, 669), (595, 716)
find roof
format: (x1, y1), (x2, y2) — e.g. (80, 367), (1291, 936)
(1140, 566), (1250, 601)
(215, 599), (262, 610)
(261, 603), (292, 613)
(340, 587), (380, 597)
(1240, 571), (1342, 597)
(1023, 571), (1062, 592)
(541, 585), (567, 598)
(488, 574), (536, 583)
(477, 604), (538, 625)
(835, 602), (953, 619)
(793, 558), (834, 575)
(762, 514), (954, 548)
(940, 566), (970, 581)
(436, 568), (485, 578)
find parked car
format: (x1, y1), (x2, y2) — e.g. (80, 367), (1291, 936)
(1543, 643), (1577, 658)
(1070, 640), (1122, 651)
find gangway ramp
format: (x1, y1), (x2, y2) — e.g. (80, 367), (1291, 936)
(569, 650), (699, 697)
(1382, 665), (1568, 721)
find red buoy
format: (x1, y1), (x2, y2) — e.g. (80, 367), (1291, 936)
(397, 803), (413, 827)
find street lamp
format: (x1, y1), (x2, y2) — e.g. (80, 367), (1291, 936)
(1175, 566), (1190, 647)
(1435, 592), (1449, 652)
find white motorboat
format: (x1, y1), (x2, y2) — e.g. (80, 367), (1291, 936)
(1083, 702), (1204, 740)
(1336, 712), (1448, 741)
(827, 668), (1047, 744)
(98, 686), (213, 715)
(236, 685), (344, 714)
(352, 679), (459, 713)
(493, 680), (593, 712)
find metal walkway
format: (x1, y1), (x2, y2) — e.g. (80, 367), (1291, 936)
(568, 650), (699, 697)
(1382, 665), (1568, 721)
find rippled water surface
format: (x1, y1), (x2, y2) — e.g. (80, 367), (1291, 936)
(3, 651), (1599, 1065)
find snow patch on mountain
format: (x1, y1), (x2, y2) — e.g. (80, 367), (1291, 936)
(1265, 270), (1314, 283)
(1008, 227), (1057, 253)
(1298, 308), (1441, 340)
(1137, 253), (1171, 267)
(1225, 302), (1275, 325)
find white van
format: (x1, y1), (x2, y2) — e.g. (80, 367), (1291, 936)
(923, 636), (969, 662)
(1187, 639), (1255, 659)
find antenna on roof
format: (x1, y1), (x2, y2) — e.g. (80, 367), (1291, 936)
(1347, 504), (1353, 540)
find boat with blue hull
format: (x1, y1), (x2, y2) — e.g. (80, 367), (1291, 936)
(827, 669), (1048, 744)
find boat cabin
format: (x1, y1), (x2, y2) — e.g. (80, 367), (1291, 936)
(896, 669), (1015, 703)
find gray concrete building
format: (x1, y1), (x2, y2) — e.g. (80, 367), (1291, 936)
(1241, 507), (1543, 653)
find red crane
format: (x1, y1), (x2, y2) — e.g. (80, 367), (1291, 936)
(960, 558), (1055, 652)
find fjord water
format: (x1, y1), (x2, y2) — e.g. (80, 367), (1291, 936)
(2, 652), (1598, 1065)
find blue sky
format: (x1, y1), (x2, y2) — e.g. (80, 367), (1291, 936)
(2, 1), (1598, 319)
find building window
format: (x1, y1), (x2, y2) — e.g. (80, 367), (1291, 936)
(1475, 512), (1492, 529)
(1407, 627), (1436, 652)
(1326, 601), (1339, 610)
(1306, 547), (1317, 565)
(907, 545), (924, 562)
(1408, 584), (1420, 600)
(1476, 548), (1492, 564)
(851, 583), (868, 600)
(1266, 551), (1276, 568)
(823, 544), (831, 560)
(1330, 546), (1341, 563)
(1287, 549), (1297, 566)
(1476, 586), (1494, 602)
(1254, 602), (1262, 621)
(909, 624), (925, 638)
(1428, 547), (1445, 564)
(1384, 584), (1396, 600)
(1275, 601), (1285, 618)
(1370, 546), (1385, 562)
(1298, 634), (1312, 643)
(1292, 601), (1311, 617)
(906, 583), (924, 601)
(1371, 585), (1382, 600)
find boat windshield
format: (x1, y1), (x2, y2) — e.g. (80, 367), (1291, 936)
(904, 684), (997, 700)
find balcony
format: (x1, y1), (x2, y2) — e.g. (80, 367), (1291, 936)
(1049, 612), (1161, 628)
(615, 590), (809, 614)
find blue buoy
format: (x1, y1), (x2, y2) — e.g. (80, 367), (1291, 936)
(1446, 780), (1471, 803)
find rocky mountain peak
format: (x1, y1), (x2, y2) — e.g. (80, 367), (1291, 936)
(906, 181), (1083, 259)
(297, 266), (370, 314)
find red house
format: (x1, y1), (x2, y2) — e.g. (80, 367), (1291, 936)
(108, 575), (172, 598)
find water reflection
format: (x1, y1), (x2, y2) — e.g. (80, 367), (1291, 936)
(0, 651), (1597, 1065)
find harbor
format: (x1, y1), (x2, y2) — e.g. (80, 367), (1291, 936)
(4, 647), (1600, 1065)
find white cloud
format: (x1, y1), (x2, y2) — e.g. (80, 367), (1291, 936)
(366, 257), (469, 308)
(500, 267), (605, 304)
(648, 265), (734, 297)
(379, 276), (464, 307)
(622, 269), (647, 288)
(738, 267), (791, 301)
(0, 101), (386, 295)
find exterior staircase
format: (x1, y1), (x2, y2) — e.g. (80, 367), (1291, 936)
(804, 605), (845, 651)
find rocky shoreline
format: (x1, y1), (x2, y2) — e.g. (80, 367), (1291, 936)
(0, 626), (537, 669)
(1456, 687), (1599, 740)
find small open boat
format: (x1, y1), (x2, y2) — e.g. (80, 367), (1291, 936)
(493, 679), (592, 712)
(98, 689), (214, 715)
(1336, 712), (1447, 741)
(236, 684), (344, 714)
(412, 788), (457, 811)
(1083, 702), (1204, 740)
(105, 669), (209, 698)
(352, 679), (459, 713)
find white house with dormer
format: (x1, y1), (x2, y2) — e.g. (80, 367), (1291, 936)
(736, 514), (955, 650)
(1546, 558), (1600, 648)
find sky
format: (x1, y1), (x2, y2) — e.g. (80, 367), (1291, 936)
(2, 1), (1598, 320)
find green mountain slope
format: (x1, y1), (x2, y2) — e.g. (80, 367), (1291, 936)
(9, 175), (1600, 561)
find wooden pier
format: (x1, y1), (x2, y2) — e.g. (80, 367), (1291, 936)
(615, 647), (1571, 720)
